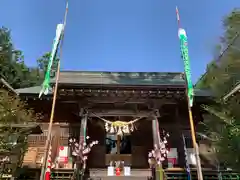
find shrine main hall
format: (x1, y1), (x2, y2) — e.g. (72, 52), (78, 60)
(17, 71), (214, 178)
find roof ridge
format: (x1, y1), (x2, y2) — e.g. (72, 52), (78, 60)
(59, 70), (184, 74)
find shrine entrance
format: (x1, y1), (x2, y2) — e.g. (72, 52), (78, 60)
(92, 115), (138, 169)
(105, 133), (132, 168)
(88, 114), (153, 170)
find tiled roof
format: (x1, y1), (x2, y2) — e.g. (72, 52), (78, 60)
(16, 86), (45, 95)
(50, 71), (186, 86)
(15, 71), (212, 97)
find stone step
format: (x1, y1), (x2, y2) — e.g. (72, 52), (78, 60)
(93, 176), (149, 180)
(90, 168), (151, 177)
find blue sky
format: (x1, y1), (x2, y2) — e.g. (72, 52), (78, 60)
(1, 0), (238, 82)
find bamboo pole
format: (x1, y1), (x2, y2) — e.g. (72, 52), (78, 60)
(187, 100), (203, 180)
(176, 7), (203, 180)
(39, 2), (69, 180)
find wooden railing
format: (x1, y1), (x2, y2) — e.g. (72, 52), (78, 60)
(22, 147), (44, 168)
(22, 135), (69, 168)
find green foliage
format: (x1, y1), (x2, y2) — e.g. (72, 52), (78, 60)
(0, 27), (57, 89)
(196, 9), (240, 95)
(0, 88), (41, 177)
(37, 52), (58, 77)
(201, 104), (240, 170)
(196, 9), (240, 170)
(0, 27), (32, 89)
(0, 88), (41, 151)
(0, 26), (54, 177)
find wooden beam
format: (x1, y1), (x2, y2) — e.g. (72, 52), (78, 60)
(88, 109), (158, 117)
(0, 78), (18, 94)
(223, 83), (240, 101)
(87, 97), (178, 104)
(58, 88), (184, 99)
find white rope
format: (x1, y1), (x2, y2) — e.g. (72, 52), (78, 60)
(90, 112), (143, 125)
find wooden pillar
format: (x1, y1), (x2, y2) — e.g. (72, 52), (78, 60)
(152, 117), (157, 146)
(117, 135), (121, 154)
(79, 110), (87, 143)
(152, 116), (159, 180)
(77, 111), (88, 180)
(175, 106), (185, 168)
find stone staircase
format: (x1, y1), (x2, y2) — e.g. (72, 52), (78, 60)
(89, 169), (150, 180)
(89, 168), (240, 180)
(94, 177), (149, 180)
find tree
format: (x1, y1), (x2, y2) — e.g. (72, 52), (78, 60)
(37, 51), (59, 78)
(196, 9), (240, 94)
(0, 27), (30, 89)
(201, 104), (240, 170)
(196, 8), (240, 170)
(0, 27), (46, 89)
(0, 87), (41, 176)
(0, 26), (60, 90)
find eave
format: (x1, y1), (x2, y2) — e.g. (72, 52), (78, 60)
(14, 71), (213, 104)
(223, 83), (240, 101)
(0, 78), (17, 95)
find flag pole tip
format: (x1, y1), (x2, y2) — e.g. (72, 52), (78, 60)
(65, 1), (69, 9)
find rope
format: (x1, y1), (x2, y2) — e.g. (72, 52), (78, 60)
(91, 112), (143, 126)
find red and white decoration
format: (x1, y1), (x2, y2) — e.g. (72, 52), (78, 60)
(45, 145), (52, 180)
(58, 146), (69, 163)
(167, 148), (178, 168)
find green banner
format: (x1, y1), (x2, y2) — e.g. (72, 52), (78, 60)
(178, 28), (194, 107)
(39, 24), (64, 98)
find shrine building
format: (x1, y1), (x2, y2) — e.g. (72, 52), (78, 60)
(16, 71), (215, 179)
